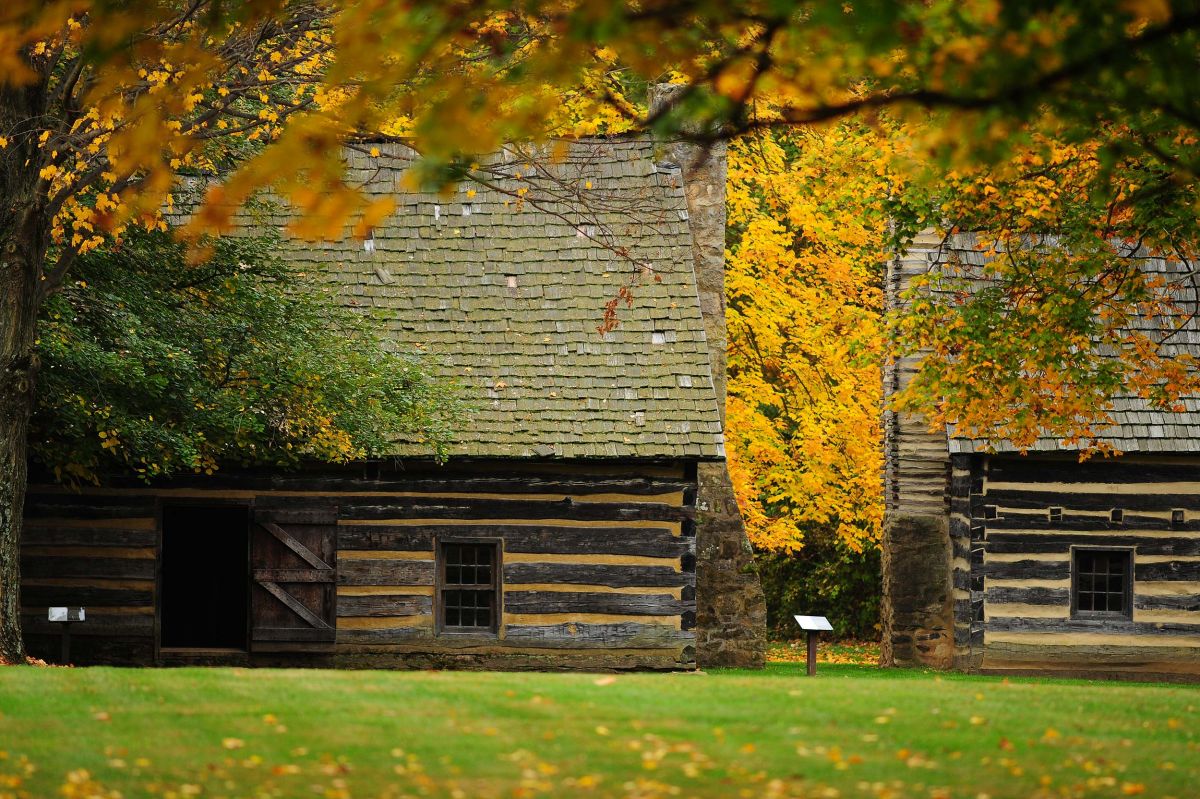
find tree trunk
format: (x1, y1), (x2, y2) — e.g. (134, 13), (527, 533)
(0, 81), (49, 664)
(0, 229), (40, 664)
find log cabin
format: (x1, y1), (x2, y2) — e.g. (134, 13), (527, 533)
(19, 136), (768, 670)
(884, 232), (1200, 680)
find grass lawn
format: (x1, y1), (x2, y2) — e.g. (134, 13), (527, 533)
(1, 663), (1197, 799)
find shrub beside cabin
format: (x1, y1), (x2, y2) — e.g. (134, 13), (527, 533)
(885, 232), (1200, 681)
(20, 138), (767, 670)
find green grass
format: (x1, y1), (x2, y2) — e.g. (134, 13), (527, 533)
(0, 664), (1197, 798)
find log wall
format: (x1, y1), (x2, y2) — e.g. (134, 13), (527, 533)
(961, 454), (1200, 679)
(20, 460), (698, 670)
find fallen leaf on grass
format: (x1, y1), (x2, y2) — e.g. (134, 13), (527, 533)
(593, 676), (617, 686)
(222, 738), (244, 750)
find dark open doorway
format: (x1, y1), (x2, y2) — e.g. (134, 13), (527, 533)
(160, 505), (249, 649)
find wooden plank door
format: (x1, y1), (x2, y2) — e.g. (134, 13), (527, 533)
(250, 503), (337, 651)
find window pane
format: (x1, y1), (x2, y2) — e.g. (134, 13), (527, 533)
(440, 544), (499, 628)
(1077, 552), (1092, 572)
(1074, 550), (1130, 616)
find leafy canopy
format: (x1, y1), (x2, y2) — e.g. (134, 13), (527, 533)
(4, 0), (1200, 445)
(890, 130), (1200, 451)
(33, 227), (464, 484)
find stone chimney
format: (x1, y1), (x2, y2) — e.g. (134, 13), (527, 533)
(649, 84), (767, 669)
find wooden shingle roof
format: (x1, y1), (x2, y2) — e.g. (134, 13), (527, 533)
(230, 137), (724, 460)
(901, 234), (1200, 455)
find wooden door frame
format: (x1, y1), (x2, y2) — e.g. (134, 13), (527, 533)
(154, 497), (254, 664)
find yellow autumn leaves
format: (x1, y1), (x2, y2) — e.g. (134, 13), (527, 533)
(725, 119), (895, 554)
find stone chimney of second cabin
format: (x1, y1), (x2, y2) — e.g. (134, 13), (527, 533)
(648, 84), (767, 669)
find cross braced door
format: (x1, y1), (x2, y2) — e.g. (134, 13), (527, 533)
(250, 503), (337, 651)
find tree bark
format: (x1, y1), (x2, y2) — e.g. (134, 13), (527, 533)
(0, 80), (49, 664)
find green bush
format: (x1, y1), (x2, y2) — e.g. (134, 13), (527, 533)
(756, 538), (880, 641)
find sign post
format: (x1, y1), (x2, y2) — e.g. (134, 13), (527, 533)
(793, 615), (833, 676)
(48, 607), (85, 665)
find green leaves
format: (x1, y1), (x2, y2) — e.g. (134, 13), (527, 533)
(32, 228), (464, 483)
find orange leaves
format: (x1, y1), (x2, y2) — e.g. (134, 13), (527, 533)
(893, 130), (1200, 452)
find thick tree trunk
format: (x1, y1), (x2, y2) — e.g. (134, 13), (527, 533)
(1, 81), (49, 664)
(0, 227), (39, 664)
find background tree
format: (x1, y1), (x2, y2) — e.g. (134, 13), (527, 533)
(724, 118), (895, 637)
(890, 130), (1200, 450)
(33, 226), (463, 486)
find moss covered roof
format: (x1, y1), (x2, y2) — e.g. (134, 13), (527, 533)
(232, 137), (724, 460)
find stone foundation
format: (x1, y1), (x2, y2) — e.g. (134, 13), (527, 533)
(695, 462), (767, 668)
(880, 513), (954, 668)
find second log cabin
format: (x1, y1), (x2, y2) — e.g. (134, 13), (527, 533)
(884, 232), (1200, 680)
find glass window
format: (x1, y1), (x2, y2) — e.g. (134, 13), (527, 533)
(439, 542), (499, 631)
(1072, 549), (1132, 618)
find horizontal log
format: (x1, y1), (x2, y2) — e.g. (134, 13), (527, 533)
(504, 528), (684, 557)
(24, 494), (157, 519)
(265, 476), (693, 496)
(503, 591), (685, 616)
(21, 556), (155, 580)
(985, 489), (1200, 513)
(979, 560), (1068, 580)
(24, 633), (153, 666)
(1137, 561), (1200, 581)
(336, 595), (432, 617)
(21, 612), (153, 636)
(253, 504), (337, 525)
(504, 562), (683, 588)
(21, 585), (153, 607)
(988, 457), (1200, 486)
(984, 516), (1200, 532)
(985, 586), (1070, 606)
(27, 460), (689, 490)
(337, 559), (434, 586)
(338, 524), (684, 557)
(337, 627), (434, 644)
(1135, 594), (1200, 612)
(987, 616), (1200, 637)
(501, 622), (693, 649)
(986, 534), (1200, 556)
(339, 497), (692, 523)
(338, 527), (432, 552)
(983, 640), (1200, 674)
(20, 527), (157, 547)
